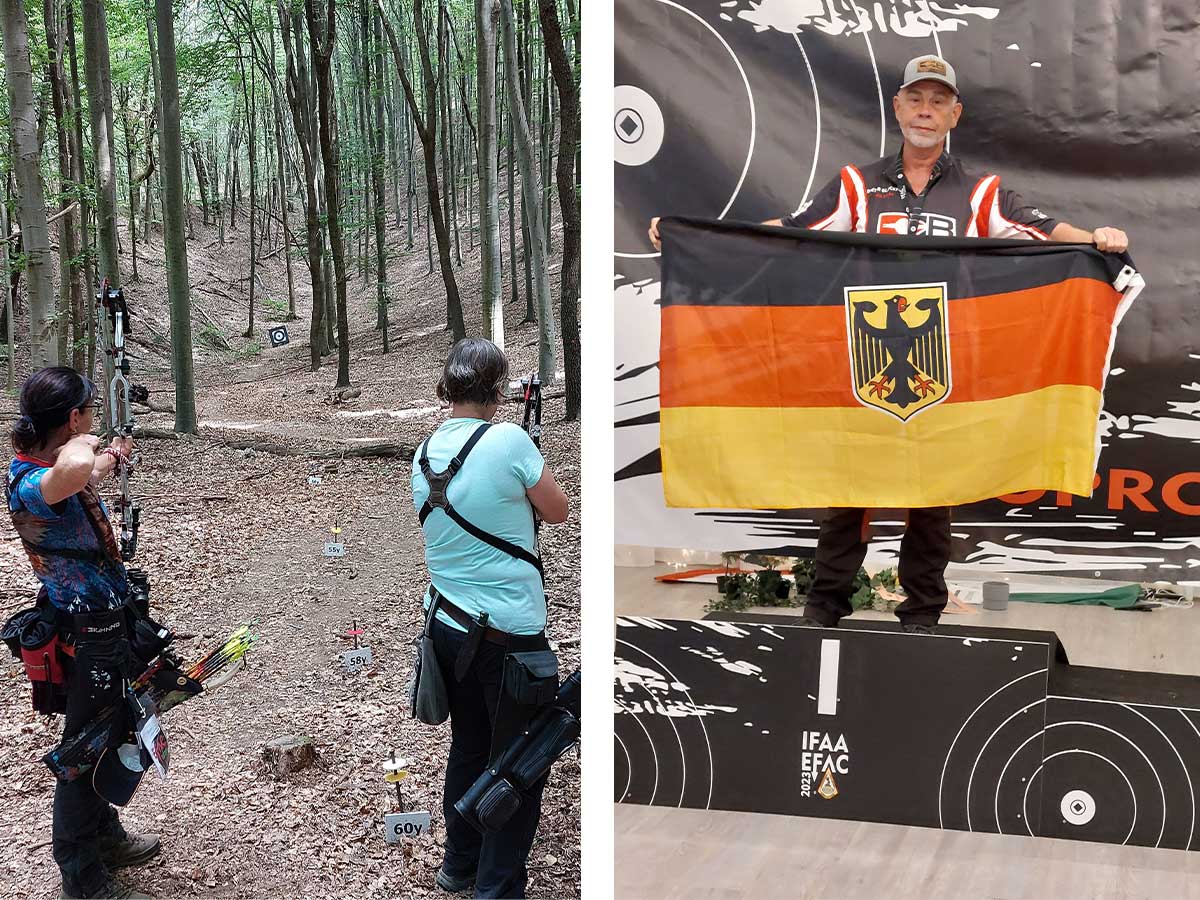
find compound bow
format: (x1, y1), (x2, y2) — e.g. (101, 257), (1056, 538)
(520, 372), (544, 531)
(97, 280), (148, 561)
(520, 371), (543, 449)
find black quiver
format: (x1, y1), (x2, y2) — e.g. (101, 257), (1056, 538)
(454, 668), (581, 833)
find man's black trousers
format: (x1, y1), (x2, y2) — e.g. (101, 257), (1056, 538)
(53, 644), (128, 895)
(431, 616), (550, 900)
(803, 506), (953, 627)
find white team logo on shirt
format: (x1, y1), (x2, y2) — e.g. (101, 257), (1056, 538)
(877, 212), (957, 236)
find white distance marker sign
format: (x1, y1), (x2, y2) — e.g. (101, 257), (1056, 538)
(384, 811), (432, 843)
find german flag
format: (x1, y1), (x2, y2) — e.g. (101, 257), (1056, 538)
(659, 218), (1142, 509)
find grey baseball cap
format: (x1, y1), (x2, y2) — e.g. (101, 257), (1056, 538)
(900, 55), (959, 95)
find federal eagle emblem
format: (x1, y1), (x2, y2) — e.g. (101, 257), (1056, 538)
(844, 282), (951, 422)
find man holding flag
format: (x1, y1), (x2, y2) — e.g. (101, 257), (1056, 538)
(649, 55), (1131, 634)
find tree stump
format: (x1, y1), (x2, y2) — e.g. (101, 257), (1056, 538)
(262, 735), (317, 778)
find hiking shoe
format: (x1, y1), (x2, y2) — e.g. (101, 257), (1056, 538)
(901, 622), (937, 635)
(99, 832), (161, 869)
(60, 873), (151, 899)
(435, 866), (475, 893)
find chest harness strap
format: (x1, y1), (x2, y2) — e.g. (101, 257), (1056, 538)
(417, 423), (545, 584)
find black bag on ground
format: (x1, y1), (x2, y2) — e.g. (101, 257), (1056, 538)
(410, 594), (450, 726)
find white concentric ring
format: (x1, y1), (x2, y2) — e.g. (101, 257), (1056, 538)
(993, 713), (1050, 833)
(629, 670), (688, 806)
(623, 705), (660, 805)
(615, 732), (634, 801)
(1122, 704), (1195, 850)
(616, 0), (757, 259)
(849, 4), (885, 157)
(616, 637), (716, 808)
(966, 698), (1046, 832)
(1045, 721), (1166, 848)
(937, 668), (1048, 829)
(791, 34), (821, 215)
(1020, 750), (1137, 844)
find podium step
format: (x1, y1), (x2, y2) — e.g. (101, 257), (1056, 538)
(615, 613), (1200, 851)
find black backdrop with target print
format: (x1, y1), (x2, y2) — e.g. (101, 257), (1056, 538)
(615, 614), (1200, 851)
(614, 0), (1200, 579)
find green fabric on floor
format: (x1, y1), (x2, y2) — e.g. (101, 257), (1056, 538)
(1009, 584), (1142, 608)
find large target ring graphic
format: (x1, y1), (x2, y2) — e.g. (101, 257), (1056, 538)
(614, 0), (755, 258)
(614, 636), (715, 809)
(941, 681), (1200, 849)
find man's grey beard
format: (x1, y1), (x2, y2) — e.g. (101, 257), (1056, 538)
(902, 125), (944, 149)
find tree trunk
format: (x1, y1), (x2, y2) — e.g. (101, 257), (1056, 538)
(154, 0), (197, 433)
(120, 97), (140, 281)
(143, 11), (161, 245)
(505, 80), (518, 311)
(366, 0), (388, 348)
(80, 0), (121, 289)
(191, 143), (210, 226)
(44, 0), (82, 369)
(377, 0), (466, 341)
(438, 2), (460, 267)
(277, 0), (328, 365)
(1, 197), (12, 391)
(538, 0), (579, 418)
(236, 44), (258, 338)
(499, 0), (554, 381)
(266, 13), (296, 319)
(1, 0), (56, 365)
(305, 0), (352, 388)
(65, 0), (94, 376)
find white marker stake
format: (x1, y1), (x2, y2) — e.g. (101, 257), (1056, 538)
(818, 639), (840, 716)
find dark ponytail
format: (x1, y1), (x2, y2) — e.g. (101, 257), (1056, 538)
(11, 367), (95, 454)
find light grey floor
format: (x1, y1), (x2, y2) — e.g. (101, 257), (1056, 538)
(614, 564), (1200, 899)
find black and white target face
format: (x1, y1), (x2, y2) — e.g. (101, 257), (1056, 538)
(614, 629), (715, 809)
(614, 0), (755, 258)
(941, 685), (1200, 850)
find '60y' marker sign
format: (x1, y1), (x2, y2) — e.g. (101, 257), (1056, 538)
(384, 811), (432, 843)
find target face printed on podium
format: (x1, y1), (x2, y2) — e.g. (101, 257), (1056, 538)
(614, 618), (1054, 827)
(614, 0), (755, 258)
(616, 617), (1200, 852)
(1035, 699), (1200, 849)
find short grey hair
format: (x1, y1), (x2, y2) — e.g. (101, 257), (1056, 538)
(436, 337), (510, 405)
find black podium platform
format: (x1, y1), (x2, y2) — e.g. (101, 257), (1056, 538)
(614, 614), (1200, 851)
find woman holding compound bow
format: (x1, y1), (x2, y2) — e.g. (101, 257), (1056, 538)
(5, 367), (157, 900)
(411, 338), (569, 899)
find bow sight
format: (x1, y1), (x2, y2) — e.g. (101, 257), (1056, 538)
(97, 281), (148, 561)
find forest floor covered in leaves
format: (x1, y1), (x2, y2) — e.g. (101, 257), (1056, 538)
(0, 212), (581, 899)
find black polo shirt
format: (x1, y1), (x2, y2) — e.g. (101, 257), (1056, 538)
(782, 149), (1058, 240)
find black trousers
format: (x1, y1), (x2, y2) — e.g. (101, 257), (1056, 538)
(431, 617), (550, 899)
(53, 646), (127, 895)
(803, 506), (953, 627)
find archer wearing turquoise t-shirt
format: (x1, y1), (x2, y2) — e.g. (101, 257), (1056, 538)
(410, 338), (568, 900)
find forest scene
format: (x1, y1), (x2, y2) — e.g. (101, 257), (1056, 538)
(0, 0), (581, 894)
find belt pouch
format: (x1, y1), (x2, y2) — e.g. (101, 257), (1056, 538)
(72, 608), (132, 678)
(503, 649), (559, 707)
(19, 618), (67, 714)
